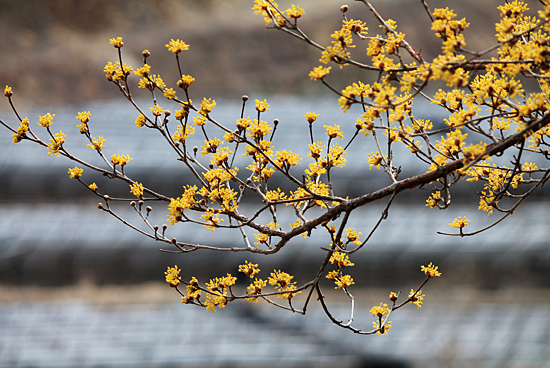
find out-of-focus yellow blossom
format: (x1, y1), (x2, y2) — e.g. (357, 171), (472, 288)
(163, 88), (177, 100)
(193, 115), (207, 127)
(4, 85), (12, 97)
(89, 183), (98, 192)
(110, 37), (123, 48)
(135, 114), (147, 128)
(309, 66), (331, 80)
(68, 167), (83, 179)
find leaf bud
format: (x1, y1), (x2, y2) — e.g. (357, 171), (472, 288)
(171, 238), (177, 245)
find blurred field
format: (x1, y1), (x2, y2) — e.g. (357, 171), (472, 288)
(0, 0), (512, 107)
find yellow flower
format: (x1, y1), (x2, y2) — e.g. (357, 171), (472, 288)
(130, 182), (144, 198)
(87, 136), (106, 151)
(236, 117), (252, 129)
(109, 37), (123, 48)
(246, 279), (267, 302)
(12, 117), (30, 143)
(334, 274), (354, 289)
(173, 125), (195, 143)
(163, 88), (177, 100)
(68, 167), (83, 179)
(304, 111), (319, 123)
(193, 115), (207, 127)
(200, 208), (223, 232)
(449, 216), (470, 229)
(309, 66), (331, 80)
(164, 265), (181, 287)
(239, 260), (261, 278)
(373, 320), (392, 335)
(111, 154), (133, 167)
(255, 99), (270, 112)
(135, 114), (146, 128)
(89, 183), (98, 192)
(329, 251), (355, 268)
(76, 123), (88, 134)
(76, 111), (91, 124)
(179, 75), (195, 88)
(38, 113), (55, 128)
(134, 64), (151, 77)
(186, 277), (201, 300)
(165, 39), (189, 54)
(247, 119), (272, 139)
(409, 289), (424, 308)
(286, 4), (305, 19)
(150, 105), (164, 117)
(4, 85), (13, 97)
(421, 262), (442, 277)
(345, 228), (361, 245)
(370, 303), (390, 317)
(324, 124), (343, 139)
(199, 97), (216, 116)
(47, 131), (66, 156)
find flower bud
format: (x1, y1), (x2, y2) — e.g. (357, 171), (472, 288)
(171, 238), (177, 245)
(146, 206), (152, 213)
(242, 95), (249, 102)
(97, 203), (104, 210)
(340, 5), (349, 13)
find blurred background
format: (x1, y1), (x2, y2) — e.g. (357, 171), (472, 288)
(1, 1), (550, 367)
